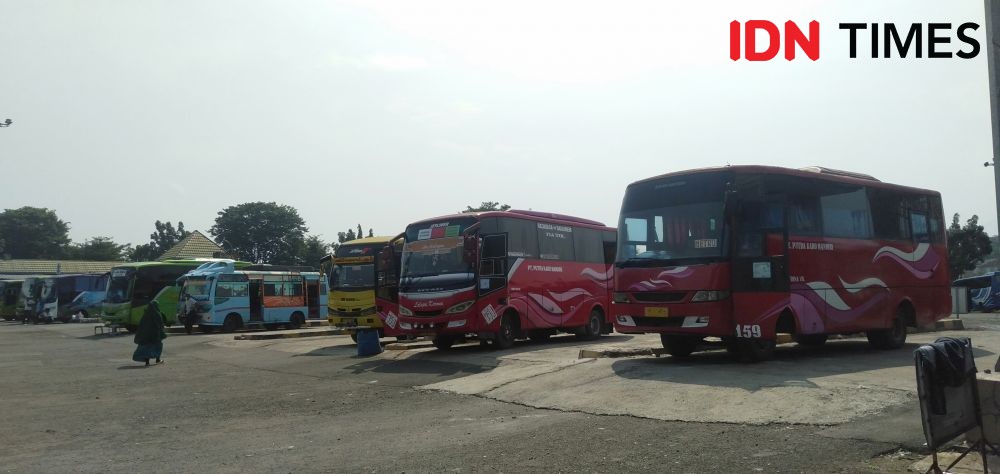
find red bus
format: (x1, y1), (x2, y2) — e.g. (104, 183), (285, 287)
(612, 166), (950, 361)
(377, 210), (617, 350)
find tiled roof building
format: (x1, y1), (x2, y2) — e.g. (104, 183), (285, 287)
(156, 230), (229, 261)
(0, 260), (119, 278)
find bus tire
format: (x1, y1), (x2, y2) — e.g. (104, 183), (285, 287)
(736, 339), (776, 362)
(494, 314), (517, 350)
(222, 314), (242, 333)
(793, 334), (828, 347)
(577, 309), (603, 341)
(660, 334), (700, 357)
(432, 335), (455, 350)
(288, 312), (305, 330)
(867, 308), (907, 350)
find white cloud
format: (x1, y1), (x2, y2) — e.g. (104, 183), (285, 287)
(367, 54), (429, 71)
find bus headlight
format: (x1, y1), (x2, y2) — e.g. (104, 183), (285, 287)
(445, 301), (474, 314)
(612, 292), (630, 303)
(399, 306), (413, 316)
(690, 290), (730, 302)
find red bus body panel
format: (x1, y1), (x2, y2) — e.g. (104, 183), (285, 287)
(395, 260), (613, 337)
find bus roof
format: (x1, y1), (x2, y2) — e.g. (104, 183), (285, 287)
(629, 165), (941, 197)
(111, 258), (242, 269)
(406, 209), (613, 232)
(337, 236), (395, 246)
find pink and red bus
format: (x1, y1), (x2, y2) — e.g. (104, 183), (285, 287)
(612, 166), (951, 361)
(377, 210), (617, 350)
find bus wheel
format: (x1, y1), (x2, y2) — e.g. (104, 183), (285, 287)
(222, 314), (242, 333)
(660, 334), (700, 358)
(577, 309), (603, 341)
(432, 335), (455, 350)
(494, 314), (517, 350)
(867, 308), (908, 350)
(736, 339), (776, 362)
(288, 312), (305, 330)
(793, 334), (828, 347)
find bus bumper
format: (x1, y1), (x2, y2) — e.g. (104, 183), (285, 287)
(611, 301), (732, 336)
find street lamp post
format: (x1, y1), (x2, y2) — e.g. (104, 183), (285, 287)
(987, 0), (1000, 235)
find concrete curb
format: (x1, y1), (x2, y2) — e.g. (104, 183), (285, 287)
(384, 342), (436, 351)
(234, 328), (349, 340)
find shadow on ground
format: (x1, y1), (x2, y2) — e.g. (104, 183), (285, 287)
(333, 333), (636, 377)
(611, 339), (996, 391)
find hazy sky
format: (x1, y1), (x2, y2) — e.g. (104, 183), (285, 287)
(0, 0), (993, 248)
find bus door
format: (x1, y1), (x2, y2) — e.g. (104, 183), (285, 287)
(729, 177), (789, 341)
(249, 278), (263, 322)
(306, 277), (320, 319)
(478, 233), (508, 296)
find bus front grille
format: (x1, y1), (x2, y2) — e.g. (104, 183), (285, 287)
(631, 292), (687, 303)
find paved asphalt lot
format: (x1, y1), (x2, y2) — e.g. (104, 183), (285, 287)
(3, 314), (1000, 472)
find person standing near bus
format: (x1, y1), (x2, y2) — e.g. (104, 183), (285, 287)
(181, 293), (197, 334)
(132, 301), (166, 366)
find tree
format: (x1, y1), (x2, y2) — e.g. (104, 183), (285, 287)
(368, 228), (373, 238)
(210, 202), (308, 265)
(948, 213), (993, 279)
(130, 220), (191, 261)
(464, 201), (511, 213)
(299, 235), (330, 268)
(0, 207), (71, 259)
(338, 224), (376, 243)
(69, 237), (131, 261)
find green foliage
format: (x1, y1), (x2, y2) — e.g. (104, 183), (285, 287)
(338, 224), (376, 243)
(300, 235), (330, 268)
(948, 213), (993, 279)
(0, 207), (71, 259)
(463, 201), (511, 213)
(129, 220), (190, 262)
(68, 236), (131, 261)
(210, 202), (307, 265)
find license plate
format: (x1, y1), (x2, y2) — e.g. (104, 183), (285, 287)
(644, 307), (669, 317)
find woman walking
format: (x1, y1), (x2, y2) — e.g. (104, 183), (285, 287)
(132, 300), (167, 366)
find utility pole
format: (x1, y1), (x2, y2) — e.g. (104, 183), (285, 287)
(987, 0), (1000, 235)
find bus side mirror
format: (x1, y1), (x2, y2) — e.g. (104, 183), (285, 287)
(463, 234), (479, 264)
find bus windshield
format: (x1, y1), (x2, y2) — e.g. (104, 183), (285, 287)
(106, 271), (133, 303)
(400, 237), (474, 290)
(181, 278), (211, 298)
(618, 172), (729, 265)
(331, 264), (375, 290)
